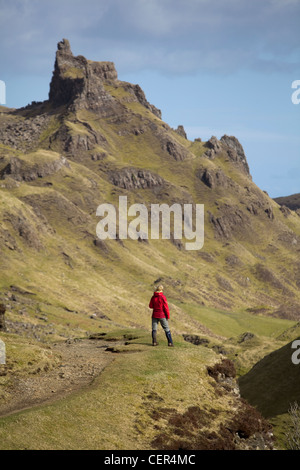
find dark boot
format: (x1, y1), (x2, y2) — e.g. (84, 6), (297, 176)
(152, 330), (158, 346)
(165, 330), (174, 347)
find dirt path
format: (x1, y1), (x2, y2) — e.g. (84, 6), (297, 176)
(0, 338), (116, 418)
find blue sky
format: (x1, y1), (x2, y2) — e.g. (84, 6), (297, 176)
(0, 0), (299, 197)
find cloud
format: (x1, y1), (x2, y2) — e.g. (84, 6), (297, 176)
(0, 0), (299, 78)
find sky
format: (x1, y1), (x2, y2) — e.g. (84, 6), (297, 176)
(0, 0), (299, 198)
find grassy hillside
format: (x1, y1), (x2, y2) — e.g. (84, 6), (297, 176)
(0, 323), (287, 450)
(0, 40), (300, 450)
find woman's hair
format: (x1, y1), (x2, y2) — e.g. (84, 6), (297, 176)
(155, 285), (164, 292)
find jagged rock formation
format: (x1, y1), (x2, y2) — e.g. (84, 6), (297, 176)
(197, 167), (230, 189)
(0, 114), (51, 151)
(0, 154), (69, 182)
(204, 135), (250, 176)
(0, 303), (6, 331)
(49, 38), (161, 119)
(49, 38), (118, 110)
(108, 167), (165, 190)
(175, 125), (187, 139)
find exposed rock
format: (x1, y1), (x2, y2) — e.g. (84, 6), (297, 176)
(122, 83), (161, 119)
(182, 334), (209, 346)
(0, 114), (51, 151)
(49, 38), (117, 112)
(0, 303), (6, 331)
(5, 212), (43, 251)
(0, 155), (69, 182)
(93, 239), (109, 253)
(279, 205), (292, 217)
(225, 254), (242, 266)
(161, 136), (189, 161)
(48, 39), (161, 121)
(246, 199), (274, 220)
(197, 167), (229, 189)
(0, 226), (18, 251)
(208, 204), (251, 240)
(203, 136), (223, 159)
(238, 332), (255, 343)
(254, 264), (284, 290)
(216, 275), (233, 292)
(174, 125), (187, 139)
(198, 251), (215, 263)
(203, 135), (250, 177)
(108, 167), (165, 190)
(208, 211), (231, 239)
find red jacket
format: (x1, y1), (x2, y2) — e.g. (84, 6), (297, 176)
(149, 292), (170, 319)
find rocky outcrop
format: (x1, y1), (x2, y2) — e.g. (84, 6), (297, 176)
(197, 167), (229, 189)
(49, 38), (118, 112)
(220, 135), (250, 175)
(161, 135), (189, 161)
(108, 167), (165, 190)
(174, 125), (187, 139)
(0, 304), (6, 331)
(0, 155), (69, 182)
(203, 136), (223, 158)
(122, 83), (161, 119)
(4, 211), (44, 251)
(204, 135), (250, 176)
(208, 204), (251, 239)
(0, 114), (50, 151)
(48, 39), (161, 120)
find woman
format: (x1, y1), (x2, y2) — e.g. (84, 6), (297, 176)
(149, 285), (174, 347)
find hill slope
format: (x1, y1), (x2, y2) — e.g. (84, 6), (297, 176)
(274, 193), (300, 212)
(1, 38), (300, 330)
(0, 38), (300, 450)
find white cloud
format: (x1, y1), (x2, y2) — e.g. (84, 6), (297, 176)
(0, 0), (299, 77)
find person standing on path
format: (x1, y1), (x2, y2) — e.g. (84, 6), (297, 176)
(149, 285), (174, 347)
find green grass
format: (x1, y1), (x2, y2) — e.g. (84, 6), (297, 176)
(1, 68), (300, 450)
(173, 301), (296, 339)
(0, 330), (222, 450)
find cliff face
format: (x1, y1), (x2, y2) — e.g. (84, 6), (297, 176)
(48, 38), (161, 119)
(49, 38), (117, 111)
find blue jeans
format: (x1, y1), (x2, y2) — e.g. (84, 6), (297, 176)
(152, 317), (170, 333)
